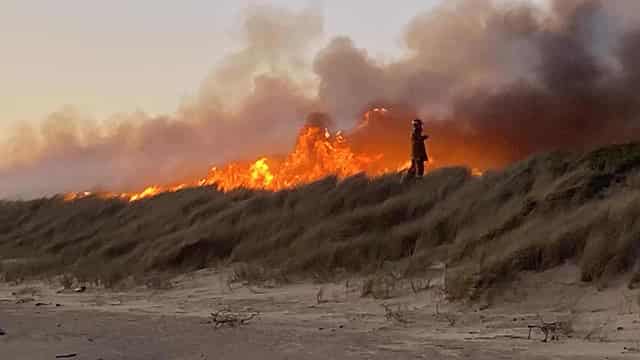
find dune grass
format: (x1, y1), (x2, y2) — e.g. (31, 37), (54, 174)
(2, 143), (640, 298)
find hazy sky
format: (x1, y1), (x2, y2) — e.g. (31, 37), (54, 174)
(1, 0), (443, 127)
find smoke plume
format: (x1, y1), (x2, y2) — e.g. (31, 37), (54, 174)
(0, 6), (322, 199)
(317, 0), (640, 169)
(2, 0), (640, 199)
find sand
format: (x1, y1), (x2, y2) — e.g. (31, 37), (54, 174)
(1, 265), (639, 359)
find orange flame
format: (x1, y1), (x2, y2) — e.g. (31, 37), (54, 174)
(63, 191), (93, 202)
(250, 158), (274, 188)
(62, 107), (487, 203)
(200, 124), (384, 192)
(128, 186), (161, 202)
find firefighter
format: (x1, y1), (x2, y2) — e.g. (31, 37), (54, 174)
(410, 118), (429, 178)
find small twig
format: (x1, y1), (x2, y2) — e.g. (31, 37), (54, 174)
(443, 313), (457, 327)
(210, 310), (259, 329)
(381, 303), (410, 324)
(316, 287), (328, 304)
(528, 315), (565, 342)
(345, 280), (350, 299)
(246, 285), (266, 295)
(467, 335), (528, 341)
(55, 354), (77, 359)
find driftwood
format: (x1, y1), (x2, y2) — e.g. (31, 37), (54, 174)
(15, 297), (35, 304)
(210, 310), (259, 329)
(528, 320), (561, 342)
(381, 303), (410, 324)
(55, 354), (77, 359)
(528, 313), (575, 343)
(623, 346), (640, 354)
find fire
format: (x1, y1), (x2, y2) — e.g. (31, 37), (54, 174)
(128, 186), (161, 202)
(62, 107), (488, 203)
(249, 158), (274, 188)
(63, 191), (93, 202)
(397, 161), (412, 171)
(200, 124), (384, 191)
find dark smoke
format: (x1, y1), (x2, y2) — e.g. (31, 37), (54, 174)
(2, 0), (640, 198)
(316, 0), (640, 169)
(454, 0), (640, 163)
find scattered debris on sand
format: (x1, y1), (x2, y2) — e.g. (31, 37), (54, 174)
(381, 303), (411, 324)
(210, 309), (259, 329)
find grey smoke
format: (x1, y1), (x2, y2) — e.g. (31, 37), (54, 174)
(2, 0), (640, 199)
(0, 5), (322, 199)
(316, 0), (640, 167)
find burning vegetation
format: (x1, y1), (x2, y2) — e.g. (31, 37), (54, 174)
(2, 0), (640, 201)
(201, 124), (384, 192)
(4, 142), (640, 295)
(63, 108), (424, 202)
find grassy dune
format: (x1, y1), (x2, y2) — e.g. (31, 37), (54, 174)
(2, 143), (640, 298)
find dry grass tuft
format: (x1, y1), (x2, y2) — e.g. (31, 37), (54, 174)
(59, 274), (75, 289)
(140, 273), (174, 290)
(360, 273), (399, 299)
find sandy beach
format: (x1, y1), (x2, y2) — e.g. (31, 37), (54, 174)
(2, 265), (639, 360)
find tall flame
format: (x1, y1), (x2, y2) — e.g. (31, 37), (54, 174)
(63, 107), (484, 203)
(199, 124), (383, 191)
(249, 158), (274, 188)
